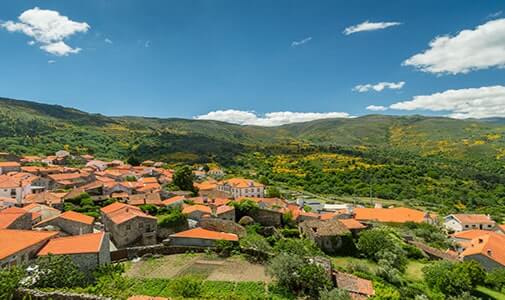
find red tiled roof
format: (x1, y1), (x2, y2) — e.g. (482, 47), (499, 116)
(339, 219), (366, 230)
(354, 207), (429, 223)
(216, 205), (235, 215)
(162, 195), (186, 206)
(460, 232), (505, 267)
(334, 271), (375, 297)
(220, 178), (263, 188)
(0, 229), (58, 260)
(0, 162), (20, 168)
(182, 204), (212, 215)
(38, 232), (106, 256)
(0, 207), (29, 229)
(36, 210), (94, 226)
(170, 227), (238, 241)
(451, 214), (495, 225)
(451, 229), (491, 240)
(101, 202), (156, 224)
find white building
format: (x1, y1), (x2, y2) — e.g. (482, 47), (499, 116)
(0, 175), (34, 205)
(217, 178), (264, 199)
(444, 214), (496, 232)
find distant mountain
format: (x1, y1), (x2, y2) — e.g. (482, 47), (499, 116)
(1, 97), (504, 164)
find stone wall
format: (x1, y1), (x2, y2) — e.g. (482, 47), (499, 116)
(107, 216), (157, 248)
(8, 213), (32, 230)
(199, 218), (246, 237)
(15, 288), (110, 300)
(249, 209), (282, 227)
(111, 244), (207, 261)
(36, 217), (93, 236)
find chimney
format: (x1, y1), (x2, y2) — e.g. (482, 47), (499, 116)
(478, 238), (484, 244)
(487, 250), (492, 256)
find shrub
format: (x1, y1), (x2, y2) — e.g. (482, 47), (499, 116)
(319, 288), (352, 300)
(485, 268), (505, 292)
(139, 204), (158, 215)
(273, 238), (322, 257)
(169, 276), (202, 298)
(158, 210), (187, 228)
(422, 261), (485, 296)
(240, 233), (272, 262)
(0, 267), (25, 300)
(30, 255), (87, 288)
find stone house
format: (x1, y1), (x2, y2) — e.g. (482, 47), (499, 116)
(22, 204), (61, 224)
(101, 202), (157, 248)
(299, 218), (352, 254)
(459, 231), (505, 271)
(37, 232), (110, 272)
(0, 207), (32, 230)
(0, 229), (58, 268)
(182, 204), (212, 221)
(216, 205), (235, 221)
(444, 214), (496, 232)
(0, 174), (34, 205)
(0, 162), (21, 175)
(333, 271), (375, 299)
(249, 208), (283, 227)
(168, 227), (238, 247)
(35, 211), (94, 236)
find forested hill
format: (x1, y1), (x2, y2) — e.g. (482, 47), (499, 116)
(1, 97), (505, 165)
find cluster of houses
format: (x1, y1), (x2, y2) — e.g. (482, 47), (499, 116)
(0, 151), (504, 299)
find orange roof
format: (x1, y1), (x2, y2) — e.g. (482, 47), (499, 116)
(221, 178), (263, 188)
(339, 219), (366, 230)
(101, 202), (156, 224)
(0, 162), (20, 167)
(162, 195), (186, 206)
(170, 227), (238, 241)
(216, 205), (235, 215)
(60, 211), (94, 224)
(354, 207), (429, 223)
(461, 232), (505, 267)
(334, 271), (375, 297)
(0, 229), (58, 260)
(451, 229), (493, 240)
(451, 214), (495, 225)
(37, 210), (94, 226)
(195, 181), (217, 191)
(182, 204), (212, 215)
(38, 232), (105, 256)
(0, 175), (22, 188)
(0, 207), (29, 229)
(24, 192), (63, 205)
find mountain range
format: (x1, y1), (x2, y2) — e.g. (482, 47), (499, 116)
(1, 97), (505, 165)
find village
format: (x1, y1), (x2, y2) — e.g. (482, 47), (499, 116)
(1, 150), (505, 300)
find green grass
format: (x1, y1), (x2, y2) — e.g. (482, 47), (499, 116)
(475, 286), (505, 300)
(331, 256), (379, 272)
(404, 261), (427, 282)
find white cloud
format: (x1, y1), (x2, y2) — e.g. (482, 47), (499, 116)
(144, 40), (151, 48)
(366, 105), (388, 111)
(291, 36), (312, 47)
(404, 18), (505, 74)
(104, 38), (113, 44)
(353, 81), (405, 93)
(343, 21), (401, 35)
(47, 60), (56, 64)
(389, 85), (505, 119)
(1, 7), (89, 56)
(194, 109), (352, 126)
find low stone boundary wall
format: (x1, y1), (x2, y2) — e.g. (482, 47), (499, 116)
(15, 288), (110, 300)
(111, 244), (208, 261)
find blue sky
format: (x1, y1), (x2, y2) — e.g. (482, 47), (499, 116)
(1, 0), (504, 125)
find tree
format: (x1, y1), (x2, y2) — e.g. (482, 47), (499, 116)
(173, 166), (197, 194)
(30, 255), (87, 288)
(486, 268), (505, 293)
(266, 186), (281, 198)
(423, 261), (485, 296)
(0, 267), (25, 300)
(267, 254), (331, 299)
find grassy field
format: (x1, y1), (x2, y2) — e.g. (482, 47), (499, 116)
(404, 261), (427, 282)
(475, 286), (505, 300)
(125, 253), (271, 282)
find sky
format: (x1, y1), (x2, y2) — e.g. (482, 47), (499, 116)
(1, 0), (505, 126)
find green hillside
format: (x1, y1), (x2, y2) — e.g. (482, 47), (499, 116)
(1, 97), (505, 216)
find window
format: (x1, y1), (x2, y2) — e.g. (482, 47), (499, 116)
(10, 189), (16, 197)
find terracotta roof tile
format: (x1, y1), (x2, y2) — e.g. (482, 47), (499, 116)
(339, 219), (367, 230)
(170, 227), (238, 241)
(182, 204), (212, 215)
(334, 271), (374, 297)
(354, 207), (430, 223)
(451, 214), (495, 225)
(460, 232), (505, 267)
(0, 229), (58, 260)
(0, 207), (30, 229)
(38, 232), (106, 256)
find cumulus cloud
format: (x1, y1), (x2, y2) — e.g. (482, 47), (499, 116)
(194, 109), (352, 126)
(47, 59), (56, 64)
(1, 7), (89, 56)
(353, 81), (405, 93)
(366, 105), (388, 111)
(104, 38), (113, 44)
(403, 18), (505, 74)
(291, 36), (312, 47)
(343, 21), (401, 35)
(389, 85), (505, 119)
